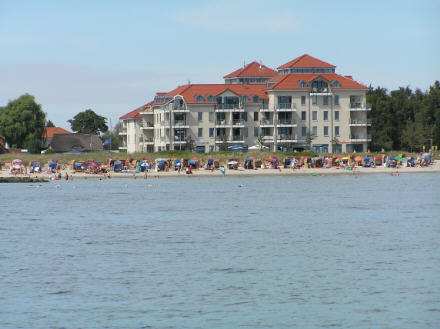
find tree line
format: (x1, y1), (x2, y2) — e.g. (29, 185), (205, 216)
(1, 82), (439, 153)
(367, 81), (440, 152)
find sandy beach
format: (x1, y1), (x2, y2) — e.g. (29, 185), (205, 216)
(2, 161), (439, 180)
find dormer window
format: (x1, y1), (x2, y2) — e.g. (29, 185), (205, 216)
(241, 95), (248, 103)
(298, 80), (306, 88)
(332, 80), (340, 88)
(252, 95), (259, 103)
(206, 95), (214, 102)
(195, 95), (204, 102)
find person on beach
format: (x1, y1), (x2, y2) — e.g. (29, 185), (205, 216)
(219, 166), (226, 177)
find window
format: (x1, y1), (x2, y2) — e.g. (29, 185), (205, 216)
(195, 95), (204, 102)
(301, 111), (306, 121)
(312, 95), (317, 105)
(323, 111), (328, 121)
(301, 126), (307, 137)
(323, 96), (328, 105)
(198, 112), (203, 121)
(209, 145), (215, 152)
(209, 112), (214, 122)
(241, 95), (248, 103)
(209, 128), (214, 137)
(198, 128), (203, 137)
(254, 112), (259, 121)
(195, 146), (205, 153)
(312, 126), (318, 137)
(334, 95), (339, 105)
(335, 126), (340, 136)
(324, 126), (329, 136)
(206, 95), (214, 102)
(242, 112), (247, 121)
(244, 127), (248, 137)
(335, 111), (340, 121)
(298, 80), (306, 88)
(312, 111), (317, 121)
(332, 81), (340, 88)
(252, 95), (259, 103)
(254, 127), (259, 137)
(301, 96), (306, 105)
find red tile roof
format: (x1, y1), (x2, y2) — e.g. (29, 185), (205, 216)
(162, 83), (268, 104)
(119, 102), (152, 120)
(43, 127), (71, 139)
(224, 61), (277, 79)
(277, 54), (336, 69)
(266, 73), (367, 90)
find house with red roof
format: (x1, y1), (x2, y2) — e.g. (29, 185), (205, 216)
(42, 127), (72, 148)
(119, 54), (370, 153)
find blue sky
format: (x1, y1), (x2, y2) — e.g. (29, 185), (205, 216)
(1, 0), (439, 130)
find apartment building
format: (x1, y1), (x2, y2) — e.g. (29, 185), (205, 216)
(119, 54), (370, 153)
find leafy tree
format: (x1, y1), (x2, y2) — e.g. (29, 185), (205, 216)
(305, 131), (314, 150)
(185, 135), (194, 152)
(330, 137), (340, 153)
(68, 109), (108, 135)
(0, 94), (46, 153)
(46, 120), (55, 127)
(100, 121), (123, 150)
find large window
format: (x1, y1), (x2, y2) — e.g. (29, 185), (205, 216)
(312, 111), (317, 121)
(252, 95), (259, 103)
(278, 96), (292, 109)
(312, 126), (318, 137)
(209, 128), (214, 137)
(335, 126), (340, 136)
(198, 128), (203, 137)
(335, 111), (340, 121)
(324, 126), (329, 136)
(301, 96), (306, 105)
(323, 111), (328, 121)
(198, 112), (203, 121)
(323, 96), (328, 105)
(334, 95), (339, 105)
(254, 127), (259, 137)
(209, 112), (214, 122)
(312, 95), (317, 105)
(301, 111), (306, 121)
(254, 112), (259, 121)
(301, 126), (307, 137)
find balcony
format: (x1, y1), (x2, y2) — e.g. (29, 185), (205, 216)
(310, 87), (332, 95)
(216, 103), (243, 111)
(232, 119), (245, 126)
(259, 104), (273, 112)
(277, 135), (297, 142)
(216, 120), (231, 127)
(349, 119), (372, 126)
(142, 122), (154, 129)
(260, 118), (274, 127)
(349, 134), (372, 142)
(262, 135), (274, 142)
(276, 103), (296, 111)
(174, 135), (187, 143)
(232, 135), (245, 141)
(173, 106), (189, 112)
(214, 135), (245, 143)
(350, 103), (372, 111)
(118, 131), (127, 136)
(277, 119), (297, 126)
(174, 120), (189, 127)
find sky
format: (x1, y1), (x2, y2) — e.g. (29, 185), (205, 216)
(0, 0), (439, 130)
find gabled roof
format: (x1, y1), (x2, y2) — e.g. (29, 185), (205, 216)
(266, 73), (367, 90)
(119, 103), (151, 120)
(162, 83), (268, 104)
(224, 61), (277, 79)
(43, 127), (71, 139)
(277, 54), (336, 69)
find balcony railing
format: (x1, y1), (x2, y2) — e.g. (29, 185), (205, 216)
(262, 135), (273, 141)
(217, 103), (240, 110)
(232, 119), (245, 126)
(277, 134), (297, 141)
(174, 135), (187, 142)
(310, 87), (330, 93)
(174, 120), (188, 126)
(278, 103), (292, 109)
(350, 119), (372, 125)
(350, 103), (372, 111)
(260, 119), (273, 125)
(232, 135), (244, 141)
(143, 121), (154, 127)
(278, 119), (297, 125)
(349, 134), (372, 141)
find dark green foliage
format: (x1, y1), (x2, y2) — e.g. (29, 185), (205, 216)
(46, 120), (55, 127)
(68, 109), (108, 135)
(0, 94), (46, 153)
(368, 81), (440, 151)
(101, 121), (123, 149)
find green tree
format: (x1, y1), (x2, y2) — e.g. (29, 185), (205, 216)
(68, 109), (108, 135)
(185, 135), (194, 152)
(101, 121), (123, 150)
(0, 94), (46, 153)
(305, 131), (314, 150)
(46, 120), (55, 127)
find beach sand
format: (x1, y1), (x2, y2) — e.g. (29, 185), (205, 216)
(2, 161), (439, 180)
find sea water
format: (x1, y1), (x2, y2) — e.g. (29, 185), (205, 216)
(0, 173), (439, 329)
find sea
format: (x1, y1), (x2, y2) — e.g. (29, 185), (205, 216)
(1, 173), (439, 329)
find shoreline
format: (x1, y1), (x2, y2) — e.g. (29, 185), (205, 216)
(2, 162), (439, 180)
